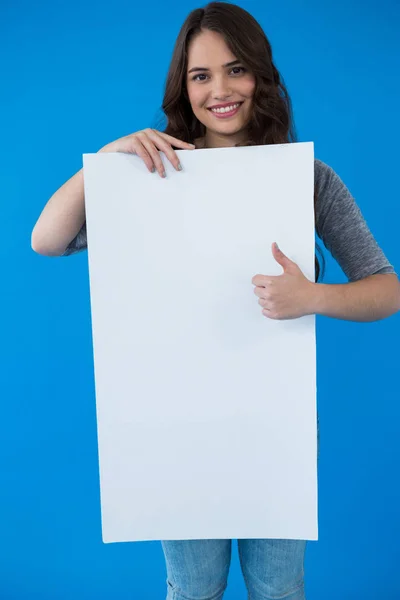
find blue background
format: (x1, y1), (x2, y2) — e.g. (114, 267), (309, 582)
(2, 0), (399, 598)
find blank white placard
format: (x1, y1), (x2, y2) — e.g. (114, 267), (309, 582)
(82, 141), (318, 543)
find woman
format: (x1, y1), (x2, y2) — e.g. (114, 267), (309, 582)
(31, 2), (399, 599)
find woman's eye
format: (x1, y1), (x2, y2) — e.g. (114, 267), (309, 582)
(193, 74), (208, 82)
(192, 67), (246, 82)
(231, 66), (246, 75)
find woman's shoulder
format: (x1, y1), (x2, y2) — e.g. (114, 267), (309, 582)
(313, 158), (348, 202)
(312, 158), (352, 239)
(314, 158), (336, 186)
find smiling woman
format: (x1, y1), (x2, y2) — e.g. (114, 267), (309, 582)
(31, 2), (399, 598)
(185, 31), (256, 142)
(162, 4), (295, 148)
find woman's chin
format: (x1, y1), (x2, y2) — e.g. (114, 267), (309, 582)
(208, 121), (247, 137)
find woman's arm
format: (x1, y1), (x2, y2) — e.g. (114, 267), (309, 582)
(31, 168), (86, 257)
(253, 246), (399, 322)
(310, 273), (400, 322)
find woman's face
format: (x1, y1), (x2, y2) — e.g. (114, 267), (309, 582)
(186, 29), (256, 147)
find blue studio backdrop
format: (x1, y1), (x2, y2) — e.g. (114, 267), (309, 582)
(2, 0), (399, 598)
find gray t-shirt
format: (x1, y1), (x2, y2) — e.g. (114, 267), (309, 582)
(62, 159), (396, 282)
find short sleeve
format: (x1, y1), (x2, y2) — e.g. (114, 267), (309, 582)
(314, 159), (397, 282)
(61, 221), (88, 256)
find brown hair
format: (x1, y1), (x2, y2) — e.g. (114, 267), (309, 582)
(160, 1), (325, 281)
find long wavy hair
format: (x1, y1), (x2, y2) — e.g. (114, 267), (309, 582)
(160, 1), (325, 282)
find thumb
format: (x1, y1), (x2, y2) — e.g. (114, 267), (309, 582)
(272, 242), (294, 270)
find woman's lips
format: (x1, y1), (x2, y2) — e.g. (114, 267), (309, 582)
(207, 102), (243, 119)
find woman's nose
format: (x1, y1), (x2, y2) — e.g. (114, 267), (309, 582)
(211, 76), (232, 100)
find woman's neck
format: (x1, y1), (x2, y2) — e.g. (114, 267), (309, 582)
(197, 129), (248, 149)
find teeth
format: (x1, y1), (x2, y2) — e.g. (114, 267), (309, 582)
(211, 103), (240, 114)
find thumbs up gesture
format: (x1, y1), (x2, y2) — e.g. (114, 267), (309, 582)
(251, 243), (316, 320)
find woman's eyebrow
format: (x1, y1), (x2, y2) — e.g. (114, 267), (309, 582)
(188, 59), (240, 74)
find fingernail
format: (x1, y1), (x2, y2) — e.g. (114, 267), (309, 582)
(178, 163), (183, 171)
(161, 171), (166, 178)
(151, 167), (155, 173)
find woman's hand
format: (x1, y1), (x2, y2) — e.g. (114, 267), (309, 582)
(252, 243), (316, 320)
(98, 129), (195, 178)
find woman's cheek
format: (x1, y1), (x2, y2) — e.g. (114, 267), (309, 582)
(243, 75), (256, 96)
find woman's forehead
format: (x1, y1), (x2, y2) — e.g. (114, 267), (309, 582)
(187, 30), (236, 68)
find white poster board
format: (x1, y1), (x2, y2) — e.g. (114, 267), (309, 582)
(82, 142), (318, 543)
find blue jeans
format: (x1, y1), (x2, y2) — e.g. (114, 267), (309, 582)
(161, 538), (306, 599)
(161, 417), (319, 599)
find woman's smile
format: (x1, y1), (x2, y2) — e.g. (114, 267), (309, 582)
(207, 101), (244, 118)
